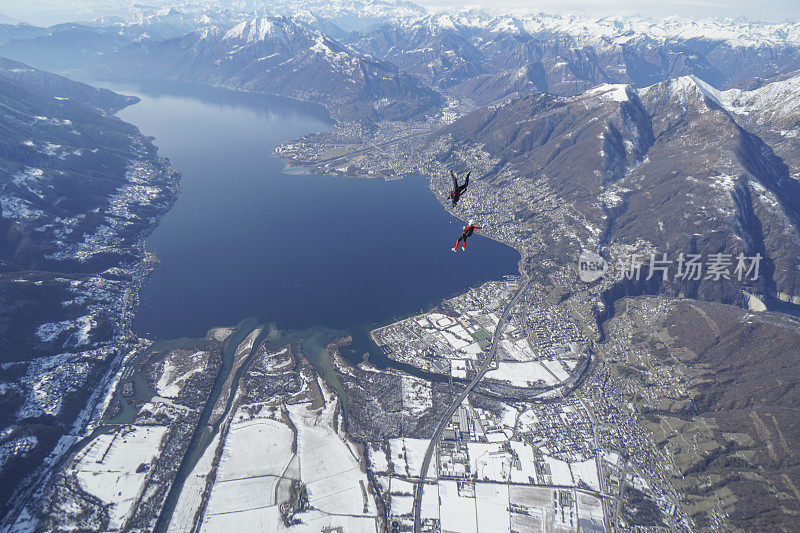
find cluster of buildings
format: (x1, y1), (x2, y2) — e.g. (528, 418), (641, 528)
(577, 298), (697, 530)
(369, 280), (615, 531)
(372, 280), (517, 378)
(406, 395), (607, 532)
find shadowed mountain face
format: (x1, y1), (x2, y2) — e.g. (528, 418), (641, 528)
(0, 57), (158, 273)
(427, 74), (800, 305)
(0, 57), (177, 515)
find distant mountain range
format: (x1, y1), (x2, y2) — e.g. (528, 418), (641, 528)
(110, 16), (443, 121)
(2, 2), (800, 117)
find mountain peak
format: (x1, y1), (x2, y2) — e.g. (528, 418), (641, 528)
(222, 16), (303, 43)
(642, 75), (727, 109)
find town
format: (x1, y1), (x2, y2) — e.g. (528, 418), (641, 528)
(368, 279), (690, 531)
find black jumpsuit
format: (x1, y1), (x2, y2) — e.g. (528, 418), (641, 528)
(449, 171), (470, 206)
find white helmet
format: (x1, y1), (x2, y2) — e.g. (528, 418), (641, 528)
(468, 219), (474, 226)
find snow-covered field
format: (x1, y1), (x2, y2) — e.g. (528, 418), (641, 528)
(541, 360), (570, 382)
(439, 479), (477, 532)
(390, 494), (414, 516)
(388, 437), (430, 478)
(420, 482), (440, 520)
(571, 458), (601, 492)
(198, 381), (379, 531)
(543, 455), (573, 486)
(203, 417), (294, 517)
(282, 509), (377, 533)
(74, 425), (168, 529)
(475, 483), (511, 532)
(288, 389), (376, 517)
(200, 410), (295, 526)
(214, 417), (295, 482)
(201, 506), (283, 532)
(486, 360), (559, 386)
(509, 440), (538, 484)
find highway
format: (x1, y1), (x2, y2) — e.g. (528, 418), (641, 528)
(412, 276), (531, 532)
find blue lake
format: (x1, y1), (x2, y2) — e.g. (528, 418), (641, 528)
(109, 84), (520, 344)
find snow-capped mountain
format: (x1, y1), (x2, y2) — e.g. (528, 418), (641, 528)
(112, 15), (441, 120)
(347, 8), (800, 101)
(424, 72), (800, 303)
(3, 1), (800, 119)
(347, 14), (485, 90)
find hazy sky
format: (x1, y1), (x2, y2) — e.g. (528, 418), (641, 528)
(0, 0), (797, 26)
(422, 0), (798, 23)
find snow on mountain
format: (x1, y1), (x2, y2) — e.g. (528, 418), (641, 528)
(428, 9), (800, 49)
(587, 83), (630, 102)
(261, 0), (427, 32)
(223, 17), (284, 43)
(111, 15), (441, 121)
(299, 2), (800, 49)
(97, 2), (800, 50)
(648, 75), (728, 107)
(721, 71), (800, 117)
(642, 70), (800, 123)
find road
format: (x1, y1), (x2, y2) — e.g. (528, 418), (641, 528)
(585, 395), (611, 532)
(412, 276), (531, 532)
(613, 461), (631, 524)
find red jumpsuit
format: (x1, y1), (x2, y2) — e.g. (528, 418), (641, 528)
(455, 225), (482, 250)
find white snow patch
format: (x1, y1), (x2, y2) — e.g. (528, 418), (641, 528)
(588, 83), (629, 102)
(75, 426), (168, 529)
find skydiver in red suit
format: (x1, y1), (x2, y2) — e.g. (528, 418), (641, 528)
(452, 220), (482, 252)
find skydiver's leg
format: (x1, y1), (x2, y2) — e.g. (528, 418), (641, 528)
(461, 238), (467, 250)
(452, 237), (462, 252)
(463, 172), (470, 188)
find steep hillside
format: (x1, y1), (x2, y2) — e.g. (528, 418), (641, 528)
(425, 74), (800, 306)
(0, 58), (178, 519)
(603, 296), (800, 530)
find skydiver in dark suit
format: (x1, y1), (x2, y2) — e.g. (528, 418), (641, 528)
(449, 170), (470, 206)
